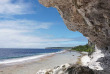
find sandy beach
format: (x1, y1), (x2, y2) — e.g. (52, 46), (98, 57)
(0, 51), (81, 74)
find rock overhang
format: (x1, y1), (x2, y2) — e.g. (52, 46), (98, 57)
(39, 0), (110, 48)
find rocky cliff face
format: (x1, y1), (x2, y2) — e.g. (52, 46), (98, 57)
(39, 0), (110, 73)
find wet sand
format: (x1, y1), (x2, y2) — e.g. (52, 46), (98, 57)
(0, 51), (81, 74)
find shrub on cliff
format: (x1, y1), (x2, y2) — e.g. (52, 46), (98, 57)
(71, 44), (94, 53)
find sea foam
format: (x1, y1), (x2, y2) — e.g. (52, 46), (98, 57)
(0, 50), (66, 64)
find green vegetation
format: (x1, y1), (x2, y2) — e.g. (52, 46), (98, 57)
(71, 44), (94, 53)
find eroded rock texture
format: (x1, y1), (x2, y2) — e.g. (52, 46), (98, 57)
(37, 64), (95, 74)
(39, 0), (110, 73)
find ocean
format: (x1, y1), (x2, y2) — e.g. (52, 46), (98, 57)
(0, 48), (63, 64)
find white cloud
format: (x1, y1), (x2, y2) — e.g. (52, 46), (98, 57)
(0, 0), (33, 15)
(0, 28), (74, 48)
(0, 19), (76, 48)
(0, 20), (52, 30)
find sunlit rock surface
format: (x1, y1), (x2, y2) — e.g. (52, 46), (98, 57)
(36, 64), (94, 74)
(39, 0), (110, 73)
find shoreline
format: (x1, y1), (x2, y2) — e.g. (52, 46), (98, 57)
(0, 50), (81, 74)
(0, 50), (67, 65)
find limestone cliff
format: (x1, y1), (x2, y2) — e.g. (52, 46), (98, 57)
(39, 0), (110, 73)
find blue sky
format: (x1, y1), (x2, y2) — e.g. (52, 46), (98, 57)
(0, 0), (88, 48)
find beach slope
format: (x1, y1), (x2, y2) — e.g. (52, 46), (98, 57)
(0, 51), (80, 74)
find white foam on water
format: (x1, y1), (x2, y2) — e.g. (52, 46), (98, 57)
(0, 50), (66, 64)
